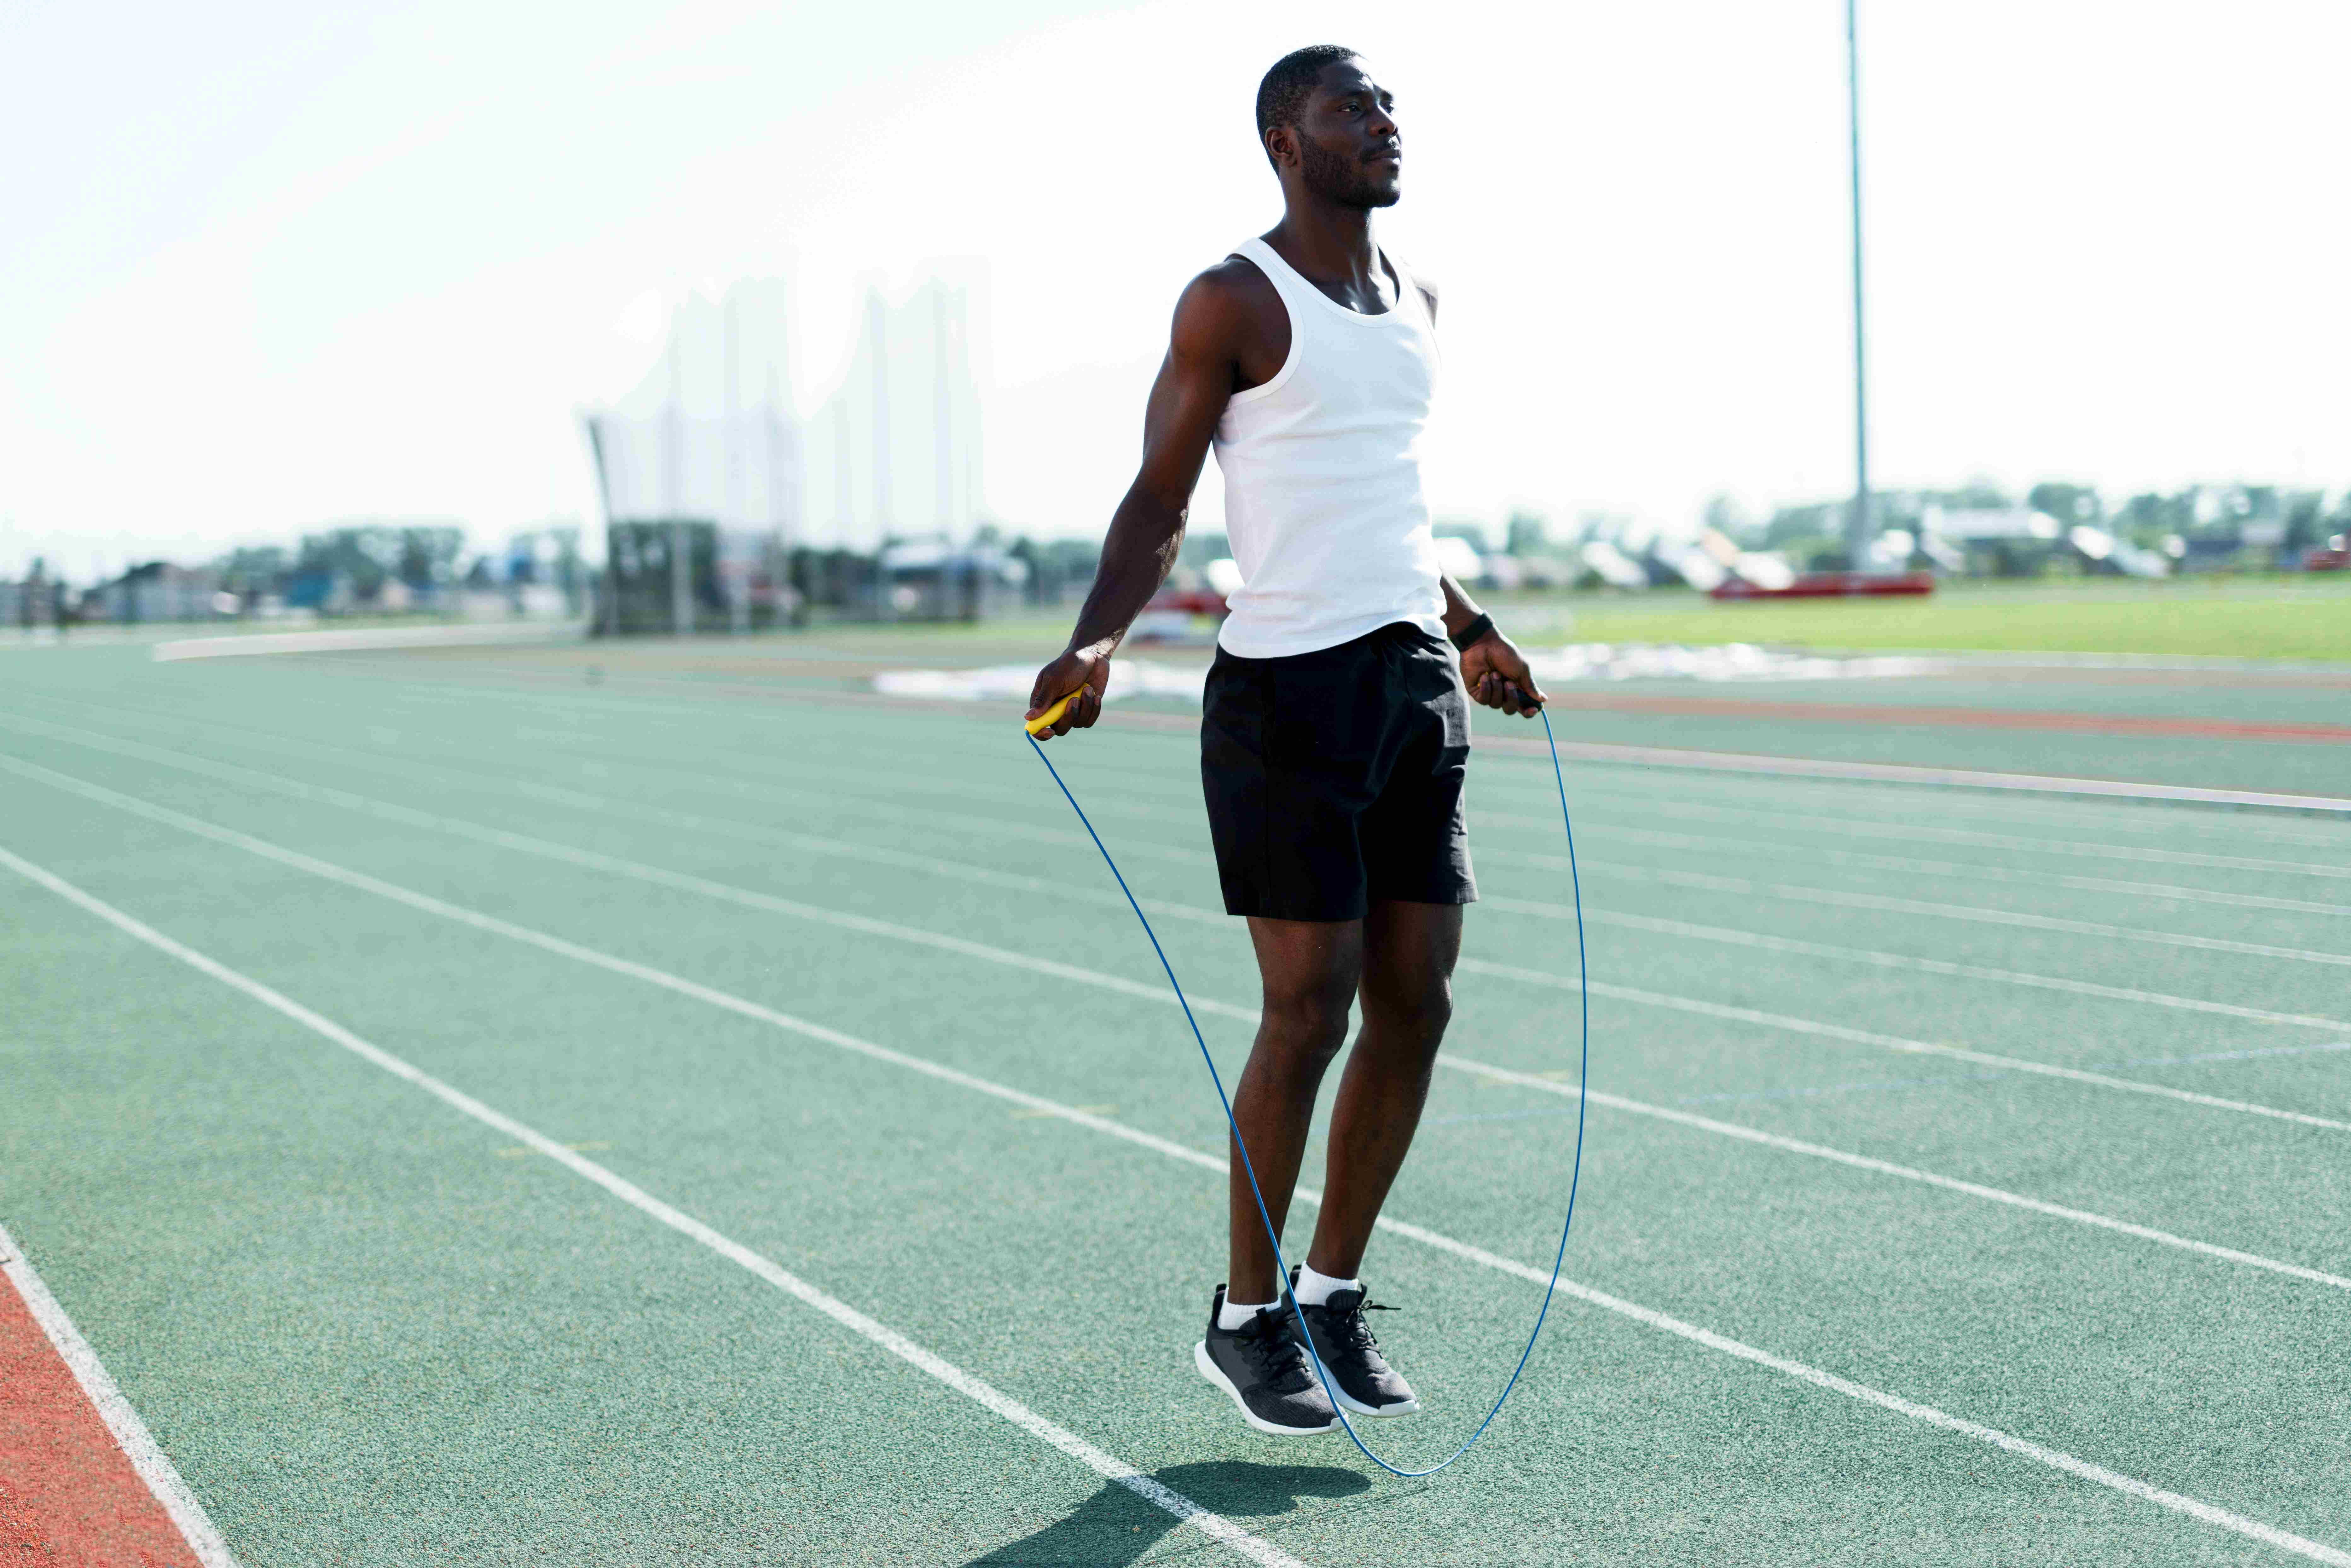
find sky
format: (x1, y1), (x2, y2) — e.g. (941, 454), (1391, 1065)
(4, 0), (2347, 578)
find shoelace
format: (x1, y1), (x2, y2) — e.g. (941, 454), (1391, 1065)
(1321, 1298), (1397, 1355)
(1238, 1311), (1316, 1390)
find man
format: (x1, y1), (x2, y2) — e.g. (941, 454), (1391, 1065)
(1026, 44), (1547, 1437)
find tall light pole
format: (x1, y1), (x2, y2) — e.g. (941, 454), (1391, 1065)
(1843, 0), (1875, 570)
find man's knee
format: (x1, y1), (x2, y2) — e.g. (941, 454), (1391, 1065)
(1363, 974), (1452, 1053)
(1259, 973), (1357, 1067)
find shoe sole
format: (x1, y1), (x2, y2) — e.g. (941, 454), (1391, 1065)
(1193, 1342), (1340, 1437)
(1332, 1387), (1420, 1418)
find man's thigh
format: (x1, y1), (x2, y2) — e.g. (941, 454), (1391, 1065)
(1245, 916), (1365, 1011)
(1358, 900), (1462, 1015)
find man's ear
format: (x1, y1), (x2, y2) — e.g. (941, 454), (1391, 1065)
(1264, 124), (1298, 171)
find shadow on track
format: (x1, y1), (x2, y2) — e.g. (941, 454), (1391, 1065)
(966, 1461), (1375, 1566)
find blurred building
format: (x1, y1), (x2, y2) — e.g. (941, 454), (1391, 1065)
(89, 561), (230, 623)
(0, 565), (55, 628)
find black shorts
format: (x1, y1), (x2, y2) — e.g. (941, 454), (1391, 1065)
(1200, 621), (1477, 922)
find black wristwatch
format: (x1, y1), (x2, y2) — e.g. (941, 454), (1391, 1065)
(1448, 612), (1496, 652)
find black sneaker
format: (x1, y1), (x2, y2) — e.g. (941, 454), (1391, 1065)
(1291, 1269), (1419, 1417)
(1194, 1286), (1340, 1436)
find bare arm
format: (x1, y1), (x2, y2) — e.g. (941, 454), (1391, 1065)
(1440, 572), (1547, 718)
(1026, 270), (1256, 738)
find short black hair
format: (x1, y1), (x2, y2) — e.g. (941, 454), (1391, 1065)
(1255, 45), (1357, 162)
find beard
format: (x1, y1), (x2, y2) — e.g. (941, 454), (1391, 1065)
(1297, 136), (1399, 209)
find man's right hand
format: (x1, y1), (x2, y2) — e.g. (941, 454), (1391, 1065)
(1026, 647), (1110, 740)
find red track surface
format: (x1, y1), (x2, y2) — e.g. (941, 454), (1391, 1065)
(1549, 692), (2351, 743)
(0, 1264), (194, 1567)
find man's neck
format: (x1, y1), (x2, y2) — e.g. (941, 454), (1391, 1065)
(1268, 192), (1379, 289)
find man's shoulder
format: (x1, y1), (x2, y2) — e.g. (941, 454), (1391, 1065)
(1182, 254), (1283, 311)
(1388, 254), (1438, 321)
(1171, 254), (1284, 353)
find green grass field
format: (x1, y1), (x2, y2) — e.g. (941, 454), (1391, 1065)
(1488, 577), (2351, 662)
(2, 635), (2347, 1565)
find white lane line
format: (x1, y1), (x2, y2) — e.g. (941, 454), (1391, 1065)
(1435, 1058), (2351, 1292)
(6, 859), (2342, 1565)
(9, 712), (2341, 1059)
(119, 640), (2351, 824)
(1369, 1212), (2351, 1567)
(0, 1219), (241, 1568)
(4, 738), (2340, 1140)
(1459, 961), (2351, 1136)
(89, 638), (2351, 829)
(1771, 884), (2351, 965)
(1401, 772), (2351, 878)
(1469, 733), (2351, 819)
(470, 720), (2351, 870)
(28, 692), (2347, 917)
(0, 846), (1306, 1568)
(478, 709), (2351, 865)
(0, 1222), (243, 1568)
(1484, 897), (2351, 1034)
(0, 709), (1229, 921)
(1167, 715), (2351, 847)
(1615, 794), (2351, 877)
(60, 700), (2344, 1014)
(1551, 862), (2351, 968)
(1487, 833), (2351, 921)
(0, 706), (1213, 871)
(0, 752), (1193, 1013)
(9, 755), (2342, 1297)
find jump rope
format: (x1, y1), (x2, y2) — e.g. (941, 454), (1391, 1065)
(1022, 688), (1589, 1478)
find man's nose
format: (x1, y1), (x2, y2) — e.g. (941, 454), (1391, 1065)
(1367, 104), (1398, 139)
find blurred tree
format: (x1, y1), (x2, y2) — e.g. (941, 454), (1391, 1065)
(294, 524), (465, 602)
(2028, 483), (2103, 523)
(2113, 491), (2196, 547)
(1764, 501), (1839, 547)
(396, 526), (463, 589)
(1918, 480), (2012, 512)
(1699, 494), (1758, 544)
(214, 545), (288, 594)
(1505, 510), (1549, 556)
(1774, 534), (1852, 572)
(2283, 491), (2326, 552)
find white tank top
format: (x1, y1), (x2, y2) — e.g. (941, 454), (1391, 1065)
(1210, 236), (1448, 659)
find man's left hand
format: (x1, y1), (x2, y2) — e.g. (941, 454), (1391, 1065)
(1460, 629), (1546, 717)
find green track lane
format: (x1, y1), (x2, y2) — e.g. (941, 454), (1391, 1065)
(3, 639), (2346, 1565)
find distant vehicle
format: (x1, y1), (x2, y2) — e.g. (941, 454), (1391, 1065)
(1128, 567), (1232, 644)
(1709, 570), (1934, 601)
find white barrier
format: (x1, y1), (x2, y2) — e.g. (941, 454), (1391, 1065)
(153, 621), (586, 662)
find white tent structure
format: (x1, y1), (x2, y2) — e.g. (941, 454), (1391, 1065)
(583, 279), (805, 545)
(580, 266), (992, 632)
(800, 265), (990, 551)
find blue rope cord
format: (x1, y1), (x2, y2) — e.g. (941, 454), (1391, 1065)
(1024, 705), (1589, 1478)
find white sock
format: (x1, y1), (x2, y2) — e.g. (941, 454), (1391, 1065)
(1217, 1296), (1274, 1332)
(1293, 1264), (1360, 1307)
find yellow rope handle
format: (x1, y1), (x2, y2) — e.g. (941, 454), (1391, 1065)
(1024, 690), (1080, 737)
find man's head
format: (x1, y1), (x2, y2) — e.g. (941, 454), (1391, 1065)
(1255, 46), (1402, 209)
